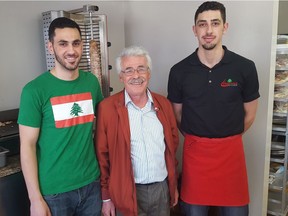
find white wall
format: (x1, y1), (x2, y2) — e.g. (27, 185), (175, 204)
(0, 1), (278, 215)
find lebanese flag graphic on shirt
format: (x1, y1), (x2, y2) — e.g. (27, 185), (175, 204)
(50, 92), (94, 128)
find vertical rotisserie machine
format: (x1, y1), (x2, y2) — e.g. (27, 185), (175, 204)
(42, 5), (111, 97)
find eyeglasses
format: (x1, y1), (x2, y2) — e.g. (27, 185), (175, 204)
(121, 66), (149, 76)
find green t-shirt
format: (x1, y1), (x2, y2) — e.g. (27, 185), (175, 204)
(18, 70), (103, 195)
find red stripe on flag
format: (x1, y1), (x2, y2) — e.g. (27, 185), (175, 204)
(51, 93), (92, 105)
(55, 114), (94, 128)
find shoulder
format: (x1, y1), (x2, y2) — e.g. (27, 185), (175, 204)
(224, 48), (258, 81)
(99, 91), (124, 107)
(151, 91), (166, 99)
(151, 92), (170, 105)
(151, 92), (175, 116)
(169, 52), (198, 81)
(225, 49), (256, 66)
(22, 71), (50, 91)
(171, 53), (196, 70)
(79, 71), (102, 94)
(79, 70), (97, 80)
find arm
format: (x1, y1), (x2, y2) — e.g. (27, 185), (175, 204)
(19, 125), (51, 216)
(243, 99), (258, 133)
(172, 189), (179, 207)
(167, 101), (180, 207)
(95, 104), (116, 216)
(102, 201), (116, 216)
(171, 102), (186, 136)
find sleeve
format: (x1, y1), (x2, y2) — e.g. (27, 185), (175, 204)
(93, 74), (104, 108)
(167, 66), (183, 103)
(161, 97), (179, 205)
(95, 101), (111, 200)
(158, 96), (179, 173)
(17, 84), (42, 128)
(242, 61), (260, 103)
(166, 99), (179, 168)
(88, 73), (103, 115)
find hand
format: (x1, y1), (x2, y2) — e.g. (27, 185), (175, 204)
(102, 200), (116, 216)
(30, 198), (51, 216)
(172, 187), (179, 207)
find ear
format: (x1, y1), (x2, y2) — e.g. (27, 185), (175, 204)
(47, 41), (54, 55)
(223, 22), (229, 34)
(147, 71), (151, 80)
(119, 73), (124, 82)
(192, 25), (197, 37)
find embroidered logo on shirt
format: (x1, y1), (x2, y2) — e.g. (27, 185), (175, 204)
(50, 92), (94, 128)
(221, 79), (238, 87)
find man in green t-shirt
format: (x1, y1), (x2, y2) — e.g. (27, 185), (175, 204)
(18, 17), (103, 216)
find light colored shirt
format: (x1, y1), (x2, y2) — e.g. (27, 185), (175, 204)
(125, 90), (168, 184)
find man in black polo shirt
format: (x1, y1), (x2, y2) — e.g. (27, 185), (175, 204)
(167, 1), (259, 216)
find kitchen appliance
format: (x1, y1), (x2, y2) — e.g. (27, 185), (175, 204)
(0, 147), (9, 168)
(42, 5), (112, 98)
(0, 109), (20, 156)
(0, 109), (30, 216)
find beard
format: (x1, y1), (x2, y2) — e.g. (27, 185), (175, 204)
(202, 43), (217, 50)
(54, 50), (81, 71)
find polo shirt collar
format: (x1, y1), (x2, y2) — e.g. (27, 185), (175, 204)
(189, 45), (232, 66)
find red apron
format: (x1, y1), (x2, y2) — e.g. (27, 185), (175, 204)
(180, 134), (249, 206)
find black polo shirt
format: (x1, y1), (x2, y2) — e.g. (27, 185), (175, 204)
(167, 46), (260, 138)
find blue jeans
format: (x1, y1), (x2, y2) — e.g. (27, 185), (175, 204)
(181, 201), (249, 216)
(43, 179), (101, 216)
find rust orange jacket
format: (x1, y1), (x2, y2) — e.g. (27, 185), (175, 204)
(95, 90), (179, 216)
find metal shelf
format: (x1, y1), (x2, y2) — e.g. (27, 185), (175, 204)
(271, 141), (285, 150)
(272, 130), (286, 136)
(268, 36), (288, 216)
(269, 175), (287, 190)
(272, 125), (287, 132)
(270, 158), (285, 163)
(267, 202), (288, 216)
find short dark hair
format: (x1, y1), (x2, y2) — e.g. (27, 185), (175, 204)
(48, 17), (81, 42)
(194, 1), (226, 24)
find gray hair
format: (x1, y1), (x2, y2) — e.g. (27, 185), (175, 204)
(115, 45), (152, 74)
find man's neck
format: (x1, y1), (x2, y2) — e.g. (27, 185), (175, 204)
(50, 67), (79, 81)
(197, 45), (224, 69)
(128, 91), (148, 109)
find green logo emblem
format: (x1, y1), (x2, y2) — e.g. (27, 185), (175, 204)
(70, 103), (83, 117)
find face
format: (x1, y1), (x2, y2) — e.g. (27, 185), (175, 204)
(193, 10), (228, 50)
(119, 56), (151, 97)
(48, 28), (82, 72)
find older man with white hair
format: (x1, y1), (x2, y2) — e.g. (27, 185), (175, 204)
(95, 45), (179, 216)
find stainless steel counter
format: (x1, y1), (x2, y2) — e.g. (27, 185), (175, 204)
(0, 155), (21, 178)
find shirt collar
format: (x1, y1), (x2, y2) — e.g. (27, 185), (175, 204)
(190, 45), (232, 66)
(124, 89), (154, 107)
